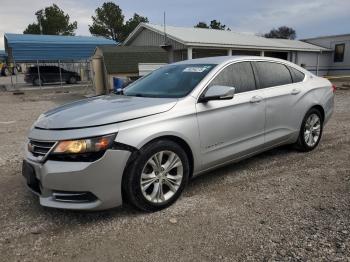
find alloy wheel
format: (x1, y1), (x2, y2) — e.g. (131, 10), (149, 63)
(304, 113), (321, 147)
(140, 151), (183, 204)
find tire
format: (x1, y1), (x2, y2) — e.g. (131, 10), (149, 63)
(33, 78), (43, 86)
(295, 108), (323, 152)
(68, 76), (77, 84)
(3, 68), (10, 76)
(122, 140), (190, 212)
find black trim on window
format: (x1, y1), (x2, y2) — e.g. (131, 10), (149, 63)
(249, 62), (260, 90)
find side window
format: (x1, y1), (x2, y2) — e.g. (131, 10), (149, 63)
(208, 62), (256, 94)
(334, 43), (345, 62)
(288, 66), (305, 83)
(255, 62), (292, 88)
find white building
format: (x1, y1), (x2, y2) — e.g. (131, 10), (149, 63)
(302, 34), (350, 76)
(124, 23), (333, 76)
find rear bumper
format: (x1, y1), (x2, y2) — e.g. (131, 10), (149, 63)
(23, 149), (131, 210)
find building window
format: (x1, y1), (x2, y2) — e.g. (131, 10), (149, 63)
(334, 43), (345, 62)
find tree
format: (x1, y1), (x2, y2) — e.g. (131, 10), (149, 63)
(23, 4), (77, 35)
(89, 2), (148, 42)
(123, 14), (149, 40)
(264, 26), (296, 40)
(194, 20), (230, 30)
(194, 22), (209, 29)
(209, 20), (227, 30)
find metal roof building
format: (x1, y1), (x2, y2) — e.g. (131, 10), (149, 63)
(4, 33), (116, 62)
(302, 34), (350, 76)
(124, 23), (332, 75)
(92, 46), (168, 92)
(125, 23), (329, 53)
(94, 46), (168, 74)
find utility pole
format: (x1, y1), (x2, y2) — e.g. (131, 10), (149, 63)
(163, 11), (167, 45)
(35, 9), (44, 35)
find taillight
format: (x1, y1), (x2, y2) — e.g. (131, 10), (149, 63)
(332, 84), (336, 93)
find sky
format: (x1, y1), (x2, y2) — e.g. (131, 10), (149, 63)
(0, 0), (349, 49)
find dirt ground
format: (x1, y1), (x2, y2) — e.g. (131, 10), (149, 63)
(0, 87), (349, 262)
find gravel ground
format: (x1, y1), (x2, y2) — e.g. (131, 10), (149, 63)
(0, 88), (349, 262)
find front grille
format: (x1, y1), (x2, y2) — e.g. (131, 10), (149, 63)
(28, 139), (56, 161)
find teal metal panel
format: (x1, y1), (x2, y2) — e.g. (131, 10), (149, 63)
(5, 33), (117, 62)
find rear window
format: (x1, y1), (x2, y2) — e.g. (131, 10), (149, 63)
(254, 62), (292, 88)
(288, 67), (305, 83)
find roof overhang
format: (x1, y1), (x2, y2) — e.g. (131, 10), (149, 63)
(180, 42), (331, 52)
(124, 23), (331, 53)
(123, 23), (187, 46)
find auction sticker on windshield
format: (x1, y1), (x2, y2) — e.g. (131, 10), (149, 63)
(183, 66), (211, 73)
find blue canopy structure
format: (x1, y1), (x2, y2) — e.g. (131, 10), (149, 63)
(0, 50), (7, 61)
(4, 33), (117, 62)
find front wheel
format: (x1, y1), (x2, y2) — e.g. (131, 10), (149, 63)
(122, 140), (190, 212)
(3, 68), (10, 76)
(295, 108), (323, 152)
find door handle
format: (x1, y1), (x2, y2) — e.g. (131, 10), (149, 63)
(291, 88), (301, 95)
(250, 96), (263, 103)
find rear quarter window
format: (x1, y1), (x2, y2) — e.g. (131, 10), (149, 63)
(288, 67), (305, 83)
(254, 62), (293, 88)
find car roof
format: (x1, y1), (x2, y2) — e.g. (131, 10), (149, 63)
(173, 55), (309, 74)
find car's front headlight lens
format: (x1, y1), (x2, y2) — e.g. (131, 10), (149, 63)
(52, 134), (116, 154)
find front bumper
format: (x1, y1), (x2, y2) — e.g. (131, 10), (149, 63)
(23, 149), (131, 211)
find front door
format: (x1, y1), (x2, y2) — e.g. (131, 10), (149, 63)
(196, 62), (266, 170)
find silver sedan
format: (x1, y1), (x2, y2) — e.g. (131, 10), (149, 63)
(23, 56), (334, 211)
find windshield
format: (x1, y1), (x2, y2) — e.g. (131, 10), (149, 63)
(124, 64), (216, 98)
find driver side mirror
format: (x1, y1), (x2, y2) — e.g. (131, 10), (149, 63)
(199, 85), (235, 103)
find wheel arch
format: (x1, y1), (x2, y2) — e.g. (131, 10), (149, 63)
(140, 135), (195, 177)
(120, 134), (195, 205)
(308, 104), (325, 122)
(295, 104), (326, 141)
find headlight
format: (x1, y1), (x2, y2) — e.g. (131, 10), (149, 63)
(52, 134), (116, 155)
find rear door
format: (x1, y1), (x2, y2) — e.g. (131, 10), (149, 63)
(196, 61), (266, 170)
(253, 61), (305, 146)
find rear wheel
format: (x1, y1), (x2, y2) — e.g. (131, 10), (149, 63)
(33, 78), (43, 86)
(123, 140), (189, 212)
(68, 76), (77, 84)
(295, 108), (323, 152)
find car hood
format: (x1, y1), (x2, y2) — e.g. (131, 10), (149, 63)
(34, 95), (178, 129)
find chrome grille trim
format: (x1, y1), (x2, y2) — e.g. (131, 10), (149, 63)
(28, 139), (58, 162)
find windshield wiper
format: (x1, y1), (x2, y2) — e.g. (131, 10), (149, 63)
(125, 93), (148, 97)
